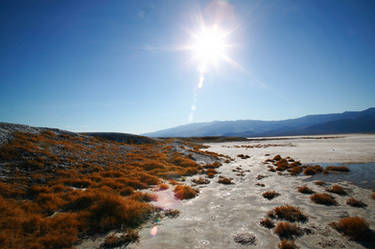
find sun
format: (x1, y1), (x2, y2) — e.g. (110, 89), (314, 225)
(190, 25), (229, 73)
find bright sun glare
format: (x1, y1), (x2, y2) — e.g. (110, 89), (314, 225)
(191, 25), (229, 73)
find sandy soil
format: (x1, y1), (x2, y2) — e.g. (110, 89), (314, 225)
(126, 134), (375, 249)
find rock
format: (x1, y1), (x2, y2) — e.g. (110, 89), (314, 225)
(233, 232), (256, 245)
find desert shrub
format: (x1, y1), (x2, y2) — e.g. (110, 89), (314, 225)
(191, 177), (210, 185)
(278, 240), (298, 249)
(183, 167), (199, 176)
(325, 166), (350, 172)
(174, 185), (198, 200)
(346, 198), (367, 208)
(218, 176), (234, 185)
(120, 186), (135, 196)
(164, 209), (180, 218)
(158, 183), (169, 190)
(205, 168), (218, 178)
(274, 222), (301, 239)
(260, 217), (275, 229)
(273, 155), (281, 161)
(130, 192), (157, 202)
(203, 161), (222, 169)
(310, 193), (337, 205)
(372, 191), (375, 200)
(262, 191), (280, 200)
(303, 167), (316, 175)
(101, 230), (139, 248)
(330, 216), (373, 241)
(82, 193), (152, 234)
(314, 181), (326, 186)
(288, 166), (302, 175)
(268, 205), (307, 222)
(297, 185), (314, 194)
(326, 185), (347, 195)
(255, 183), (265, 187)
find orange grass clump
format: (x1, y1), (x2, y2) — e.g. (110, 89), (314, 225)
(274, 222), (301, 239)
(262, 191), (280, 200)
(325, 166), (350, 172)
(278, 240), (299, 249)
(330, 216), (373, 241)
(174, 185), (198, 200)
(326, 185), (347, 196)
(310, 193), (337, 205)
(218, 176), (234, 185)
(346, 198), (367, 208)
(297, 185), (314, 194)
(260, 217), (275, 229)
(0, 128), (217, 248)
(268, 205), (307, 222)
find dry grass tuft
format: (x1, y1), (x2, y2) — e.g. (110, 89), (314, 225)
(274, 222), (301, 239)
(101, 230), (139, 248)
(262, 191), (280, 200)
(164, 209), (180, 218)
(260, 217), (275, 229)
(268, 205), (307, 222)
(217, 176), (234, 185)
(310, 193), (337, 205)
(325, 166), (350, 172)
(278, 240), (299, 249)
(346, 198), (367, 208)
(297, 185), (314, 194)
(314, 181), (326, 186)
(326, 185), (347, 195)
(158, 183), (169, 190)
(174, 185), (198, 200)
(191, 177), (210, 185)
(330, 216), (374, 241)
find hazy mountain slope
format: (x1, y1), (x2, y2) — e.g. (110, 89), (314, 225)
(144, 108), (375, 137)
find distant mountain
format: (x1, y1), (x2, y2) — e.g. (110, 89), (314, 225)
(143, 108), (375, 137)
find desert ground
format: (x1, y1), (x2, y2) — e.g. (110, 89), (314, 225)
(121, 134), (375, 249)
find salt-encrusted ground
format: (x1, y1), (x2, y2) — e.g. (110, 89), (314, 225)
(131, 134), (375, 249)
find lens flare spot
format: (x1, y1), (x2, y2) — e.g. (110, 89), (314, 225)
(150, 226), (158, 237)
(198, 75), (204, 88)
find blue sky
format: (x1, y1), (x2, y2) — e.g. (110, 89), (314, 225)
(1, 0), (374, 134)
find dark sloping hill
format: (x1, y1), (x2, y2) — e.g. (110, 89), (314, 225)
(83, 132), (156, 144)
(143, 108), (375, 137)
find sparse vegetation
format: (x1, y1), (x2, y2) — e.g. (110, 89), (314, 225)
(262, 191), (280, 200)
(218, 176), (234, 184)
(325, 166), (350, 172)
(346, 198), (367, 208)
(274, 222), (301, 239)
(174, 185), (198, 200)
(330, 216), (373, 241)
(371, 191), (375, 200)
(326, 185), (347, 195)
(278, 240), (299, 249)
(268, 205), (307, 222)
(310, 193), (337, 205)
(297, 185), (314, 194)
(191, 177), (210, 185)
(237, 154), (250, 159)
(314, 180), (326, 186)
(0, 129), (219, 248)
(164, 209), (180, 218)
(101, 231), (139, 248)
(260, 217), (275, 229)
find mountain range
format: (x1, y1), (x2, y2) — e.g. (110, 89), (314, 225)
(143, 108), (375, 137)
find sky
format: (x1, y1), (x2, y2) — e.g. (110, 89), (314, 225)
(1, 0), (374, 134)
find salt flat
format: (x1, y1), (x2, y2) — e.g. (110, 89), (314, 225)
(129, 134), (375, 249)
